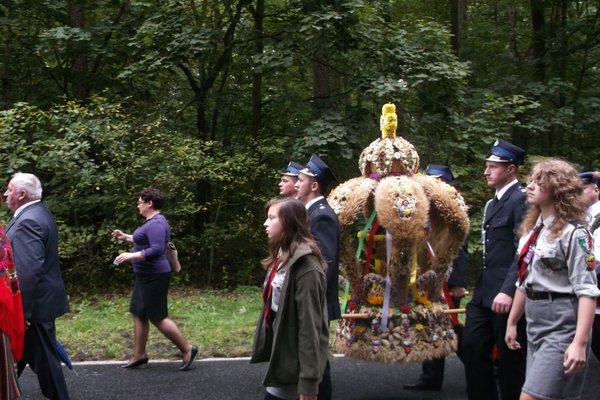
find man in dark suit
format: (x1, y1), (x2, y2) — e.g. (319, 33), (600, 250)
(4, 173), (70, 400)
(461, 140), (527, 400)
(405, 164), (469, 391)
(295, 154), (340, 400)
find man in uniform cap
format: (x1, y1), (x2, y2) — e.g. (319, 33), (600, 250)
(579, 171), (600, 361)
(425, 164), (455, 184)
(279, 161), (304, 198)
(295, 154), (340, 400)
(405, 164), (468, 391)
(462, 139), (528, 400)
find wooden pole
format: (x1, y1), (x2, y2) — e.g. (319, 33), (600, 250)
(341, 308), (466, 319)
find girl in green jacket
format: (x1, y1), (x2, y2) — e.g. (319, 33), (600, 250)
(252, 198), (330, 400)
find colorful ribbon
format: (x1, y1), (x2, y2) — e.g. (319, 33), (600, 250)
(381, 231), (393, 330)
(356, 210), (378, 261)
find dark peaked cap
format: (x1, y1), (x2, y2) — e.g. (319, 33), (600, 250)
(301, 154), (338, 188)
(579, 171), (600, 186)
(282, 161), (304, 177)
(426, 164), (454, 183)
(485, 139), (525, 166)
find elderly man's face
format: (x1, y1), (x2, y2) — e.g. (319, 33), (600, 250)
(4, 180), (25, 212)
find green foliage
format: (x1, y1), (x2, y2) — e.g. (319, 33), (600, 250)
(0, 96), (274, 288)
(3, 0), (600, 291)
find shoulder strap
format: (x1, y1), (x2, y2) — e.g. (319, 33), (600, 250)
(591, 214), (600, 233)
(564, 223), (587, 261)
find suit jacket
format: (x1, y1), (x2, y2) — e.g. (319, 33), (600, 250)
(5, 202), (69, 323)
(471, 182), (527, 308)
(447, 242), (469, 289)
(307, 198), (341, 321)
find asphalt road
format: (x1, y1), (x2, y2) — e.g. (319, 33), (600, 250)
(18, 354), (600, 399)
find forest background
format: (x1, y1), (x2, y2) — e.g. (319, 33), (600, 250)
(1, 0), (600, 292)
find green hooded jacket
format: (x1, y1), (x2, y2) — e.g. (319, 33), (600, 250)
(251, 246), (329, 396)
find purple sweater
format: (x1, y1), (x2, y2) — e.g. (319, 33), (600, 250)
(132, 214), (171, 273)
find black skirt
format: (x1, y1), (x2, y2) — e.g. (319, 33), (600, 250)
(129, 272), (170, 320)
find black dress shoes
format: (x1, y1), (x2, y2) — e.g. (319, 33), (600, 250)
(121, 355), (149, 369)
(403, 381), (442, 391)
(179, 345), (198, 371)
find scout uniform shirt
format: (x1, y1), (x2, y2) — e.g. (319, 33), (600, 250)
(517, 214), (600, 298)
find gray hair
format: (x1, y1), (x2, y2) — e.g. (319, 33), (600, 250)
(11, 172), (43, 199)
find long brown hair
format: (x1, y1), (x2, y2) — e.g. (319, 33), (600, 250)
(261, 198), (326, 270)
(519, 158), (586, 239)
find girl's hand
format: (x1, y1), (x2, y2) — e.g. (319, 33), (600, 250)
(505, 323), (521, 351)
(299, 395), (317, 400)
(564, 342), (587, 375)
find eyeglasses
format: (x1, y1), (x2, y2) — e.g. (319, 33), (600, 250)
(137, 200), (147, 205)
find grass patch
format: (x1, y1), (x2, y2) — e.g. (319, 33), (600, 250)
(56, 287), (471, 361)
(57, 286), (263, 361)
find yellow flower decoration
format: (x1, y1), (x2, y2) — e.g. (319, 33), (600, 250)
(415, 295), (432, 306)
(367, 295), (384, 305)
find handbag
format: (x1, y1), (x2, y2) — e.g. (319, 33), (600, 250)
(166, 241), (182, 273)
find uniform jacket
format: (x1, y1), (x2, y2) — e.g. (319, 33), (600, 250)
(447, 242), (469, 289)
(250, 247), (329, 396)
(307, 197), (341, 321)
(471, 182), (527, 308)
(517, 216), (600, 298)
(5, 202), (69, 323)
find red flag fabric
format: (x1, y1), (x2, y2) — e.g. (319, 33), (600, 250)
(0, 226), (24, 361)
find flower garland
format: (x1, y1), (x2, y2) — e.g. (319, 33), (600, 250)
(334, 302), (457, 363)
(330, 186), (350, 215)
(389, 182), (417, 219)
(359, 137), (420, 178)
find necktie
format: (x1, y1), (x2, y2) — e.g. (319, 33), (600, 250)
(485, 196), (499, 221)
(262, 259), (280, 328)
(517, 224), (544, 283)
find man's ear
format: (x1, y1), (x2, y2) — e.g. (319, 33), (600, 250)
(310, 180), (320, 193)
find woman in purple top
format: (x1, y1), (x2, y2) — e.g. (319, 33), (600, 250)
(112, 188), (198, 371)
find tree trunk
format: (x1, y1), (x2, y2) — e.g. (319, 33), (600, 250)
(0, 0), (12, 108)
(530, 0), (546, 82)
(312, 50), (330, 116)
(68, 0), (90, 101)
(196, 92), (210, 139)
(250, 0), (264, 138)
(449, 0), (467, 54)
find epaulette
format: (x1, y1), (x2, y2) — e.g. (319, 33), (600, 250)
(568, 220), (586, 228)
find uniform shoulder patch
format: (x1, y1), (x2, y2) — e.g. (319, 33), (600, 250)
(577, 235), (596, 270)
(577, 235), (592, 254)
(585, 254), (596, 271)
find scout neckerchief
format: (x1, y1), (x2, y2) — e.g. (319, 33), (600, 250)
(517, 223), (544, 283)
(262, 258), (280, 328)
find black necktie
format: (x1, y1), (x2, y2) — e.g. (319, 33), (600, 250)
(486, 196), (499, 219)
